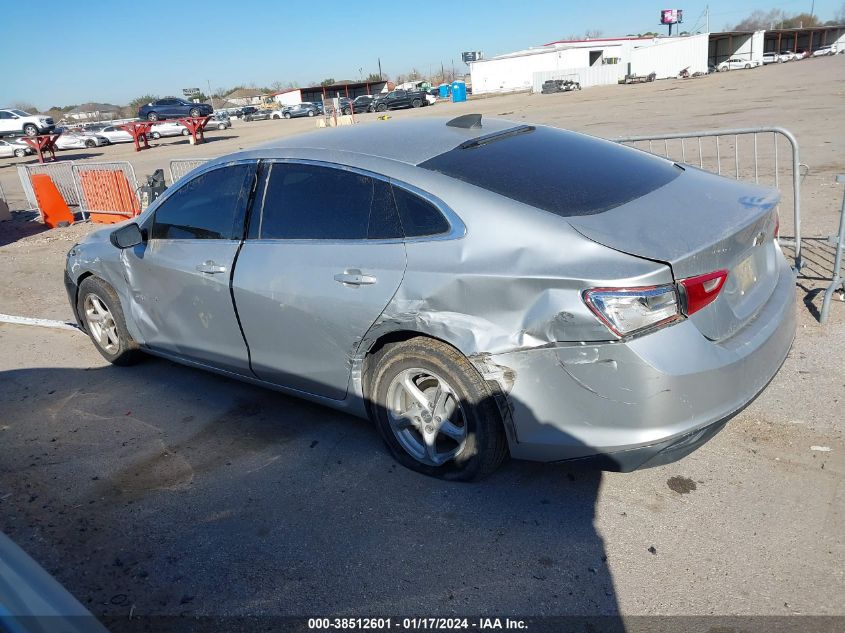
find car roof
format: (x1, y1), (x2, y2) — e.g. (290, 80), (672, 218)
(253, 116), (518, 165)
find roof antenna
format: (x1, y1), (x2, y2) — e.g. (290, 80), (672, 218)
(446, 114), (482, 129)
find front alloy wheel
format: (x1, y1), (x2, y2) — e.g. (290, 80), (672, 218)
(84, 293), (120, 355)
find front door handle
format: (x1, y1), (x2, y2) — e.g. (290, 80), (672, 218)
(334, 269), (377, 287)
(196, 260), (227, 274)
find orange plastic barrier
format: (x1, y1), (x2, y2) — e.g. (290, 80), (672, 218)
(30, 174), (74, 228)
(78, 170), (141, 224)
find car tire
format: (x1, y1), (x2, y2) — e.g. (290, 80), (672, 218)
(217, 123), (226, 129)
(151, 131), (161, 139)
(23, 124), (38, 136)
(181, 129), (190, 136)
(147, 112), (158, 122)
(189, 108), (201, 118)
(377, 103), (387, 112)
(284, 112), (291, 119)
(367, 336), (508, 481)
(77, 276), (143, 366)
(14, 149), (26, 158)
(411, 99), (422, 108)
(307, 110), (315, 117)
(745, 63), (751, 69)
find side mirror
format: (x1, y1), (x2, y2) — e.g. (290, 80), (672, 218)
(110, 223), (145, 249)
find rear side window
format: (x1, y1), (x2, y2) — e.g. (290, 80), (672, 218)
(151, 164), (254, 240)
(258, 163), (402, 240)
(392, 186), (450, 237)
(419, 125), (681, 216)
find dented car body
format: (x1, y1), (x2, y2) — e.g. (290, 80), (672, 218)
(65, 117), (796, 477)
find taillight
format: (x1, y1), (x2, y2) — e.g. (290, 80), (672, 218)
(583, 285), (681, 337)
(678, 270), (729, 316)
(774, 213), (780, 239)
(584, 269), (730, 337)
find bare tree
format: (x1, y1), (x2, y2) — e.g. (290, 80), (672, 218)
(584, 29), (604, 39)
(10, 101), (38, 113)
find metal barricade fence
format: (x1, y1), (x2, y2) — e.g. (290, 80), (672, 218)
(18, 162), (82, 217)
(169, 158), (212, 184)
(612, 127), (803, 271)
(72, 162), (140, 221)
(820, 175), (845, 324)
(15, 165), (37, 209)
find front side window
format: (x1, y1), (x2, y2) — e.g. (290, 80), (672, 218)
(257, 163), (402, 240)
(152, 164), (254, 240)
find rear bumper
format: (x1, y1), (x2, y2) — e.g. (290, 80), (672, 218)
(496, 257), (796, 469)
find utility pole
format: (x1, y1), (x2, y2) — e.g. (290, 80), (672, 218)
(378, 57), (382, 81)
(705, 4), (710, 32)
(207, 79), (215, 110)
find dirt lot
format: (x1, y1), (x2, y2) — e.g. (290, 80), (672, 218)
(0, 56), (843, 624)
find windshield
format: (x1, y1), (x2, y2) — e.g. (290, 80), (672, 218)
(419, 125), (682, 217)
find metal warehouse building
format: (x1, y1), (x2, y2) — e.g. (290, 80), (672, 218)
(469, 34), (709, 95)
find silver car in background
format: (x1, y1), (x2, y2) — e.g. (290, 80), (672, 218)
(64, 116), (795, 480)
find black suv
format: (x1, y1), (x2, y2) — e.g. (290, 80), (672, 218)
(138, 98), (213, 121)
(372, 90), (428, 112)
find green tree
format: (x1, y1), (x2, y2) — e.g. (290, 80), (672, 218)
(320, 78), (336, 86)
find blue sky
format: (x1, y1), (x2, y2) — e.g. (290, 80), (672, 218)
(0, 0), (838, 109)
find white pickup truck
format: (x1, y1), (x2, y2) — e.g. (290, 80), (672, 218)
(0, 108), (56, 137)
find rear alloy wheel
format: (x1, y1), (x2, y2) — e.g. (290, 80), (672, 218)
(181, 128), (190, 136)
(77, 277), (142, 366)
(14, 149), (26, 158)
(368, 337), (508, 481)
(150, 131), (161, 139)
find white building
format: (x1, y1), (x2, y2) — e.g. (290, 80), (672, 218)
(470, 34), (709, 95)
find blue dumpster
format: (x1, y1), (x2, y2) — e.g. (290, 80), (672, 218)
(451, 81), (467, 103)
(438, 83), (450, 98)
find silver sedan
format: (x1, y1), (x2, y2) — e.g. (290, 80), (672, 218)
(64, 116), (795, 480)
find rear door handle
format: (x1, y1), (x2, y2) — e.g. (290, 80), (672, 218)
(334, 269), (377, 287)
(196, 260), (227, 274)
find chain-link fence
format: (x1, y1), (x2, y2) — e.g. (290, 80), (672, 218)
(169, 158), (212, 184)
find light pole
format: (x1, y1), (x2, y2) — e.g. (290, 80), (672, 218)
(207, 79), (216, 110)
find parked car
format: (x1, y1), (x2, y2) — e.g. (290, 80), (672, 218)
(240, 106), (259, 118)
(65, 116), (795, 481)
(717, 58), (761, 71)
(372, 90), (428, 111)
(243, 109), (274, 122)
(0, 138), (33, 158)
(0, 108), (56, 137)
(811, 46), (836, 57)
(138, 98), (213, 122)
(777, 50), (798, 61)
(54, 130), (110, 149)
(149, 121), (190, 139)
(351, 95), (376, 113)
(96, 125), (134, 143)
(762, 53), (780, 64)
(207, 113), (232, 129)
(281, 103), (320, 119)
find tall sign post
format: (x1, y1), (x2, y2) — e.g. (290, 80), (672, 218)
(660, 9), (683, 36)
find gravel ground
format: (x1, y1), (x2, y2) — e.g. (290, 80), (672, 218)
(0, 56), (843, 624)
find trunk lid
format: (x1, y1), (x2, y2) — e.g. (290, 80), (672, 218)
(566, 167), (781, 341)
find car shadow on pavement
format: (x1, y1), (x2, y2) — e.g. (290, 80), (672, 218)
(0, 357), (624, 629)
